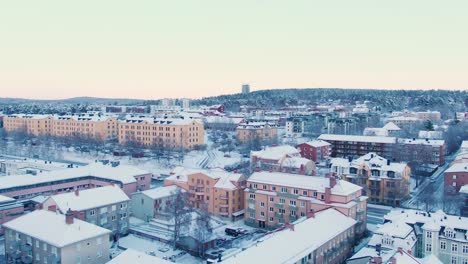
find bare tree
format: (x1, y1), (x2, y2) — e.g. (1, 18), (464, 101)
(443, 186), (464, 215)
(193, 203), (213, 258)
(165, 189), (191, 250)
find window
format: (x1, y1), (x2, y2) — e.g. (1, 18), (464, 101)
(281, 187), (288, 193)
(76, 243), (81, 251)
(426, 232), (432, 238)
(301, 212), (305, 217)
(260, 212), (265, 217)
(120, 203), (127, 209)
(36, 241), (40, 248)
(289, 200), (296, 206)
(76, 256), (81, 264)
(269, 217), (274, 222)
(249, 212), (254, 218)
(269, 197), (274, 202)
(313, 191), (318, 197)
(426, 243), (432, 252)
(260, 202), (265, 207)
(302, 190), (307, 196)
(90, 210), (95, 216)
(269, 207), (274, 212)
(51, 247), (57, 255)
(249, 194), (255, 199)
(463, 245), (468, 254)
(112, 205), (116, 211)
(452, 244), (458, 253)
(440, 241), (446, 250)
(43, 243), (47, 251)
(293, 189), (299, 195)
(462, 259), (467, 264)
(291, 210), (296, 216)
(451, 256), (457, 264)
(279, 198), (285, 204)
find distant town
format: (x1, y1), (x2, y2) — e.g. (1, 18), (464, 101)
(0, 86), (466, 264)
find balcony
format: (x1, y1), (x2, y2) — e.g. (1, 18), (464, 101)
(219, 195), (229, 200)
(289, 205), (297, 211)
(278, 192), (299, 199)
(274, 212), (284, 219)
(219, 211), (229, 217)
(219, 203), (229, 208)
(275, 203), (284, 209)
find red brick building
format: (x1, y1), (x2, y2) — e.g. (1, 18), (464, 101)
(296, 140), (331, 163)
(444, 163), (468, 192)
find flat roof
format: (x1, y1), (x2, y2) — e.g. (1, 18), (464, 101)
(318, 134), (396, 144)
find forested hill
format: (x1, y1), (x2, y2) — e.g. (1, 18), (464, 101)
(193, 88), (468, 115)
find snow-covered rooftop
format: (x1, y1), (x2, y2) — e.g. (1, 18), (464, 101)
(352, 153), (408, 174)
(398, 138), (445, 147)
(0, 195), (15, 203)
(248, 172), (362, 196)
(460, 185), (468, 194)
(300, 140), (331, 148)
(461, 140), (468, 150)
(223, 209), (356, 264)
(139, 185), (181, 200)
(445, 162), (468, 173)
(47, 186), (129, 212)
(251, 145), (300, 161)
(281, 157), (312, 169)
(382, 122), (401, 131)
(3, 210), (110, 247)
(384, 209), (468, 232)
(318, 134), (397, 144)
(0, 163), (150, 191)
(108, 249), (172, 264)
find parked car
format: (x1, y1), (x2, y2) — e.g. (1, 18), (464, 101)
(225, 228), (240, 237)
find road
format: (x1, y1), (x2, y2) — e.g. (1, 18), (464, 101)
(402, 154), (455, 209)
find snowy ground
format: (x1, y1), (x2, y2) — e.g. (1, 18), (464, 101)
(116, 234), (202, 264)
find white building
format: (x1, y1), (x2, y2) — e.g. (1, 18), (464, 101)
(224, 208), (356, 264)
(43, 186), (131, 236)
(3, 210), (111, 264)
(108, 249), (171, 264)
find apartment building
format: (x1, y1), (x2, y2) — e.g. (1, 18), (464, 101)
(386, 116), (422, 128)
(43, 186), (130, 237)
(3, 113), (118, 141)
(330, 153), (411, 206)
(251, 145), (315, 175)
(51, 114), (118, 141)
(236, 121), (278, 143)
(3, 210), (110, 264)
(444, 163), (468, 193)
(397, 138), (446, 165)
(3, 114), (52, 136)
(382, 209), (468, 264)
(118, 116), (204, 149)
(224, 208), (357, 264)
(318, 134), (446, 165)
(0, 158), (69, 176)
(318, 134), (397, 158)
(296, 139), (332, 163)
(164, 167), (246, 219)
(245, 172), (367, 236)
(0, 163), (151, 199)
(131, 185), (182, 221)
(416, 111), (442, 121)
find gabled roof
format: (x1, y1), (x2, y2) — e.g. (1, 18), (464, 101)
(223, 209), (356, 264)
(3, 210), (110, 247)
(108, 249), (172, 264)
(47, 186), (129, 212)
(251, 145), (300, 160)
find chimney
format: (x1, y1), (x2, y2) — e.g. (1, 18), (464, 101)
(47, 205), (57, 212)
(329, 176), (337, 188)
(348, 156), (353, 162)
(74, 189), (79, 196)
(387, 159), (391, 166)
(306, 210), (315, 218)
(65, 209), (74, 225)
(389, 257), (397, 264)
(325, 187), (331, 204)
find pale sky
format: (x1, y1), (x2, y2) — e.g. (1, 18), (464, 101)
(0, 0), (467, 100)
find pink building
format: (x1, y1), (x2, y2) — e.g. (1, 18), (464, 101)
(296, 140), (332, 163)
(0, 163), (151, 200)
(164, 167), (246, 219)
(245, 172), (367, 237)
